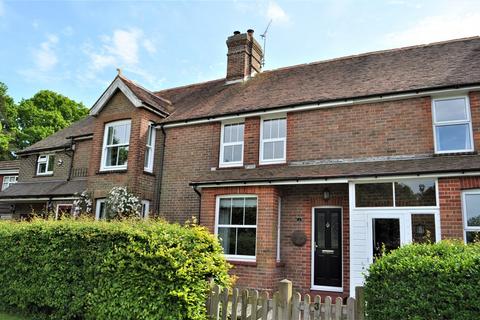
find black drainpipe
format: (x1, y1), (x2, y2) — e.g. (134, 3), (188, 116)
(192, 185), (201, 223)
(154, 124), (167, 215)
(66, 137), (75, 181)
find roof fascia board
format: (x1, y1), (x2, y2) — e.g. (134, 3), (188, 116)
(90, 77), (143, 115)
(0, 196), (78, 202)
(163, 85), (480, 129)
(0, 170), (19, 175)
(192, 170), (480, 188)
(16, 146), (69, 156)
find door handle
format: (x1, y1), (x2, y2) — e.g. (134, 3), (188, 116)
(321, 249), (334, 254)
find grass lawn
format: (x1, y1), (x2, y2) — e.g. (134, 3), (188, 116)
(0, 312), (27, 320)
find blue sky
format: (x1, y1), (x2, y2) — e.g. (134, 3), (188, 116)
(1, 0), (479, 107)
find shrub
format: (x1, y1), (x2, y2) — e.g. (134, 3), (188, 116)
(106, 186), (141, 219)
(0, 218), (230, 320)
(364, 241), (480, 320)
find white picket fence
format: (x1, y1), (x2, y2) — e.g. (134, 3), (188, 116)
(206, 279), (365, 320)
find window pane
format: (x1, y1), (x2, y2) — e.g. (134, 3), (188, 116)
(434, 98), (468, 122)
(411, 214), (436, 244)
(230, 125), (238, 143)
(224, 125), (231, 143)
(144, 148), (151, 168)
(436, 124), (471, 151)
(465, 194), (480, 227)
(263, 120), (271, 139)
(278, 119), (286, 138)
(232, 145), (242, 162)
(356, 183), (394, 207)
(219, 199), (231, 224)
(106, 147), (118, 166)
(223, 145), (234, 163)
(111, 123), (130, 145)
(395, 179), (436, 206)
(466, 231), (480, 244)
(236, 228), (256, 256)
(238, 124), (244, 142)
(273, 141), (285, 159)
(263, 141), (274, 160)
(118, 147), (128, 166)
(244, 198), (257, 225)
(330, 211), (339, 249)
(373, 218), (400, 259)
(38, 163), (47, 174)
(107, 127), (114, 145)
(218, 227), (236, 255)
(47, 155), (55, 172)
(271, 120), (279, 139)
(99, 202), (106, 220)
(231, 198), (244, 225)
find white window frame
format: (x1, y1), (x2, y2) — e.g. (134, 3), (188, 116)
(432, 96), (474, 154)
(95, 198), (107, 220)
(259, 116), (287, 165)
(141, 200), (150, 219)
(144, 123), (156, 173)
(219, 121), (245, 168)
(37, 154), (54, 175)
(462, 189), (480, 243)
(1, 175), (18, 191)
(214, 195), (258, 262)
(100, 119), (131, 172)
(55, 204), (73, 220)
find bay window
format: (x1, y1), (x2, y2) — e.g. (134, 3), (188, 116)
(432, 97), (473, 153)
(101, 120), (131, 171)
(216, 196), (257, 260)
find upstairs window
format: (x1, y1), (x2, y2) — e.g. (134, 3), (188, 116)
(101, 120), (131, 171)
(260, 117), (286, 164)
(37, 154), (55, 175)
(144, 123), (156, 173)
(220, 122), (244, 167)
(1, 176), (17, 191)
(432, 97), (473, 153)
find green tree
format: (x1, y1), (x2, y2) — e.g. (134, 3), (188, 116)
(15, 89), (88, 150)
(0, 83), (18, 160)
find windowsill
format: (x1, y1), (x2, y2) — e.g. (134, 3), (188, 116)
(227, 259), (257, 267)
(34, 173), (53, 177)
(259, 160), (287, 166)
(143, 170), (155, 176)
(97, 169), (128, 174)
(218, 164), (244, 169)
(433, 151), (476, 156)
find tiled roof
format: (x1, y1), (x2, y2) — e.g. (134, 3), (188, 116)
(119, 75), (174, 115)
(0, 180), (87, 198)
(191, 155), (480, 185)
(17, 116), (95, 154)
(0, 160), (20, 171)
(157, 37), (480, 123)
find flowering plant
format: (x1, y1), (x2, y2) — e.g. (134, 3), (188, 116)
(106, 186), (141, 219)
(73, 190), (92, 216)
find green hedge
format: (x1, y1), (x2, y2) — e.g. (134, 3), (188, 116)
(364, 241), (480, 320)
(0, 219), (230, 320)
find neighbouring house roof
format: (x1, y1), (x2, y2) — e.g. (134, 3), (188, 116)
(90, 75), (173, 117)
(190, 155), (480, 186)
(157, 37), (480, 123)
(0, 160), (20, 171)
(17, 116), (95, 155)
(0, 180), (87, 199)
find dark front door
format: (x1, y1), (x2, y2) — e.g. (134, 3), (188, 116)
(313, 208), (342, 287)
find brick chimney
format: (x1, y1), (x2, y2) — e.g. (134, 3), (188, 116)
(226, 29), (264, 82)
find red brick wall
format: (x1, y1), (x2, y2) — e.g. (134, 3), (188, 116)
(470, 92), (480, 149)
(88, 91), (163, 210)
(438, 176), (480, 240)
(244, 117), (260, 166)
(200, 186), (282, 291)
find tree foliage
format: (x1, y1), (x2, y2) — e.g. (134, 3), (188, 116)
(0, 82), (88, 159)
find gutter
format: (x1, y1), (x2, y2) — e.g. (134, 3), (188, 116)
(162, 83), (480, 128)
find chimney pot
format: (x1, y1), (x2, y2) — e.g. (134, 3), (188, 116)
(233, 31), (241, 35)
(247, 29), (254, 34)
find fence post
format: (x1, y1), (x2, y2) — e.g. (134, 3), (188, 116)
(355, 286), (365, 320)
(278, 279), (292, 320)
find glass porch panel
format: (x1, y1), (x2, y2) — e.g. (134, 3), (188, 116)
(356, 183), (394, 207)
(373, 218), (400, 259)
(411, 214), (436, 244)
(395, 179), (436, 207)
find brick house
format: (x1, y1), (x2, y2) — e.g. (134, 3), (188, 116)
(2, 29), (480, 297)
(0, 160), (19, 218)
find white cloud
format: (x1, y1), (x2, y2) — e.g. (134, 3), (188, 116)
(108, 28), (142, 64)
(386, 11), (480, 47)
(266, 1), (289, 24)
(34, 34), (59, 71)
(142, 39), (156, 54)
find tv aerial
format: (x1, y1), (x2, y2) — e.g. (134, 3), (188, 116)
(260, 19), (272, 67)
